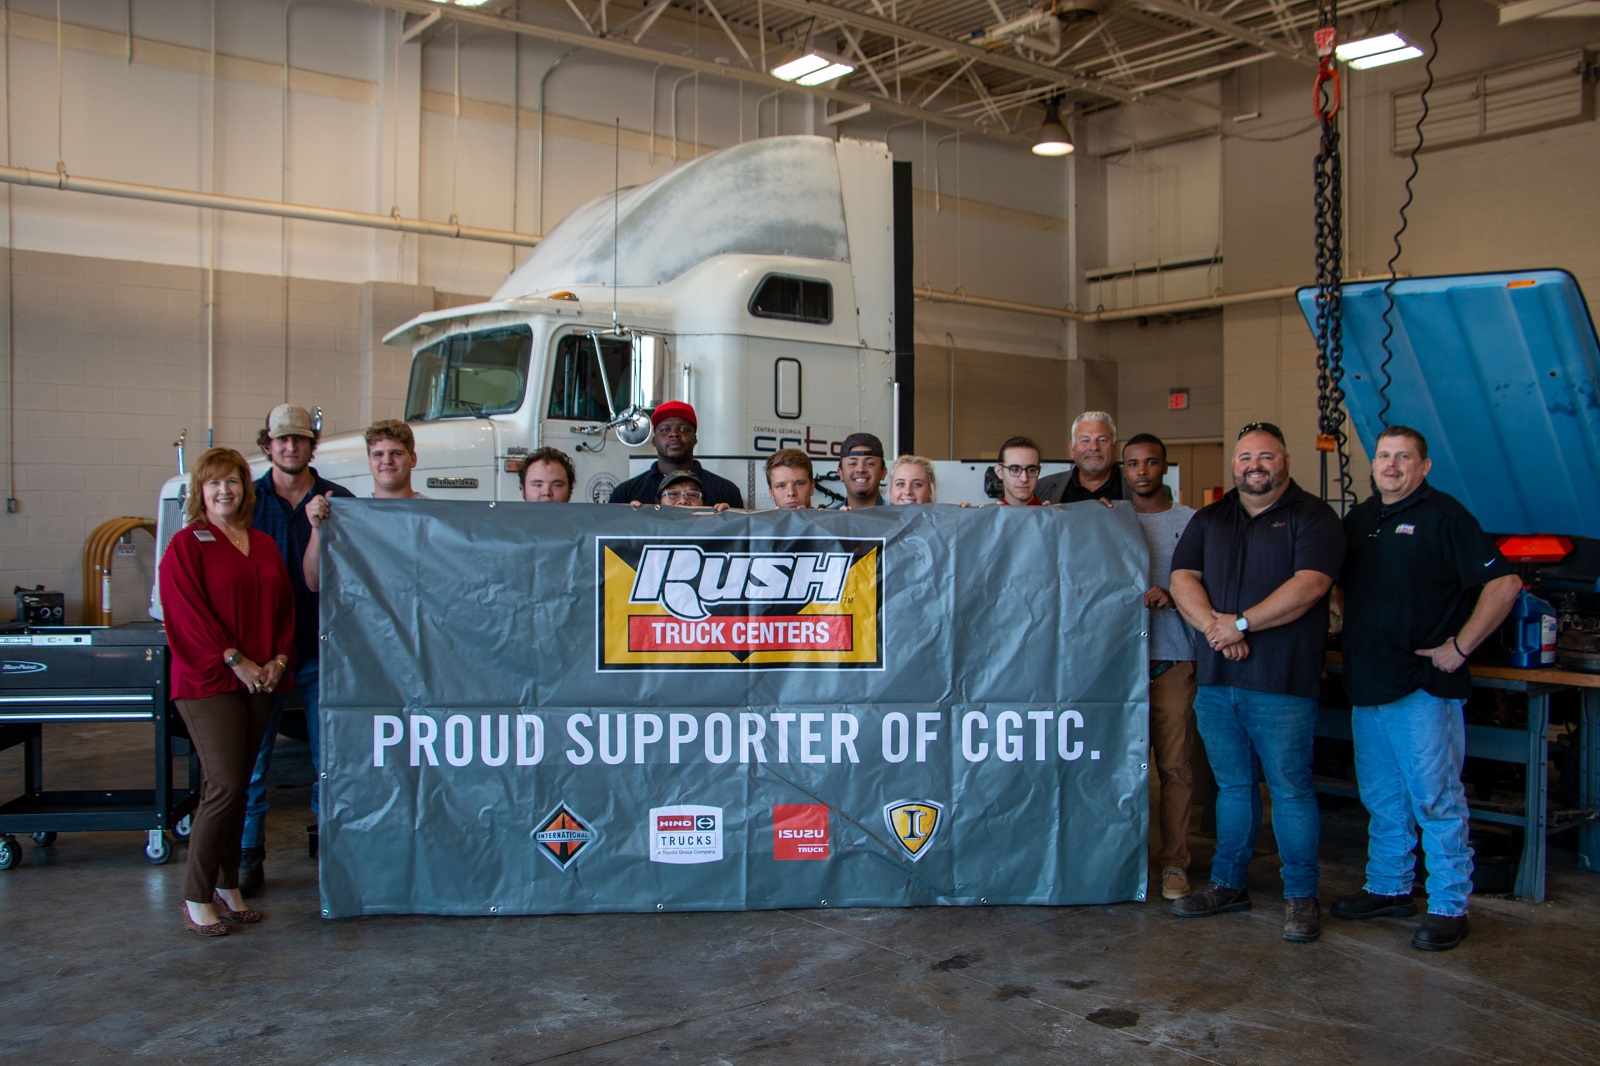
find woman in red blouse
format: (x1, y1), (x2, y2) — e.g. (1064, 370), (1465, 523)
(159, 447), (296, 937)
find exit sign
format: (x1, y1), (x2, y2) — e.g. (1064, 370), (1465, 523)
(1168, 390), (1189, 410)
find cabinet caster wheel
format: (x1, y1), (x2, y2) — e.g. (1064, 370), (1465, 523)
(0, 835), (20, 870)
(173, 815), (192, 841)
(31, 831), (58, 846)
(144, 830), (173, 865)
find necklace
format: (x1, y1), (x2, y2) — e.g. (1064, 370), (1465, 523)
(216, 525), (249, 552)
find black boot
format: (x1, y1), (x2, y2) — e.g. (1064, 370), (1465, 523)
(306, 823), (319, 860)
(239, 845), (266, 899)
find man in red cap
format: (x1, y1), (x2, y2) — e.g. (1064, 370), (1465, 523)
(608, 400), (745, 508)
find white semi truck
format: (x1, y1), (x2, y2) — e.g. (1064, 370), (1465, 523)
(150, 135), (908, 613)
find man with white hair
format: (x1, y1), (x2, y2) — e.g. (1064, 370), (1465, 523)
(1038, 411), (1127, 505)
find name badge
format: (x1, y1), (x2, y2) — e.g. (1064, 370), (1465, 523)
(192, 529), (217, 542)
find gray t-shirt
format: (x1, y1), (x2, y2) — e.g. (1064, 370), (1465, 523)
(1138, 503), (1197, 662)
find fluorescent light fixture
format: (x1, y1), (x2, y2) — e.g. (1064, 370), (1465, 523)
(1335, 32), (1423, 69)
(773, 52), (853, 85)
(1031, 98), (1074, 157)
(1347, 45), (1423, 69)
(797, 62), (854, 86)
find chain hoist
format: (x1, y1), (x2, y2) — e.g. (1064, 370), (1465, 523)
(1312, 4), (1355, 509)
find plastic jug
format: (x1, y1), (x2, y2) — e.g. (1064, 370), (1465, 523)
(1505, 587), (1558, 668)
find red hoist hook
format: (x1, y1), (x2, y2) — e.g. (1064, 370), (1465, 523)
(1314, 27), (1341, 120)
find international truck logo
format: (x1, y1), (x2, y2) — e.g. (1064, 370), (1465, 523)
(532, 802), (599, 869)
(596, 536), (884, 671)
(884, 799), (944, 862)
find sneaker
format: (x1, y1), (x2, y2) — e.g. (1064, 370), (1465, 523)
(239, 845), (266, 899)
(1160, 867), (1189, 901)
(1331, 889), (1418, 921)
(1171, 881), (1251, 918)
(1283, 896), (1321, 943)
(1411, 913), (1469, 952)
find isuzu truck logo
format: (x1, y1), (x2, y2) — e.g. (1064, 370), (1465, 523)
(597, 536), (884, 671)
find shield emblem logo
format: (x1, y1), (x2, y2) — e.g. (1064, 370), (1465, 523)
(883, 799), (944, 862)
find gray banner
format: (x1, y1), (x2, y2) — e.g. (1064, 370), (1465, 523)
(318, 501), (1151, 917)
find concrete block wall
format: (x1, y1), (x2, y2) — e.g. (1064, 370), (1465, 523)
(0, 249), (461, 623)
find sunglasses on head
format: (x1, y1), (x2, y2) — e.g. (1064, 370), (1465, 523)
(1237, 421), (1286, 446)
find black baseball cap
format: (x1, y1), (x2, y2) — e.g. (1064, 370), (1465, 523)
(840, 432), (885, 458)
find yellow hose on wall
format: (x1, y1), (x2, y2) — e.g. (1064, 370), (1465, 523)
(82, 518), (155, 626)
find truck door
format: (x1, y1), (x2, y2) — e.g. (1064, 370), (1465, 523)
(540, 331), (646, 504)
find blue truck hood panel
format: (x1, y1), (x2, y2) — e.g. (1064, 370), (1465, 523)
(1296, 270), (1600, 537)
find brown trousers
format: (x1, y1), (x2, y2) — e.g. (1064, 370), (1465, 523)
(1149, 661), (1198, 870)
(174, 691), (274, 903)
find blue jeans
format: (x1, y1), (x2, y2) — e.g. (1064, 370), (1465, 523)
(1193, 685), (1321, 898)
(240, 659), (321, 849)
(1352, 690), (1473, 917)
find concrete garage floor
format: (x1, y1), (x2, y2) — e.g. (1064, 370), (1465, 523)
(3, 723), (1599, 1065)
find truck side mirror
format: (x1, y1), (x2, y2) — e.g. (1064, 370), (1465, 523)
(614, 410), (652, 447)
(631, 334), (666, 411)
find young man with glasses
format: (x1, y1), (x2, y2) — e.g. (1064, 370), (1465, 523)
(993, 436), (1045, 506)
(1167, 421), (1344, 943)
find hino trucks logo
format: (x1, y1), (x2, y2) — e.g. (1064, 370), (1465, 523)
(597, 536), (884, 671)
(628, 546), (851, 621)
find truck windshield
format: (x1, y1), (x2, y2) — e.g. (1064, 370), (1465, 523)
(405, 325), (532, 421)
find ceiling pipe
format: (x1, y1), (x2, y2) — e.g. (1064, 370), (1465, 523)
(914, 283), (1304, 321)
(0, 164), (539, 247)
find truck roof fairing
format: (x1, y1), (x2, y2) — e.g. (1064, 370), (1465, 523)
(494, 135), (853, 298)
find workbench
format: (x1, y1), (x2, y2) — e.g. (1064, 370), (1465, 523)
(1319, 655), (1600, 901)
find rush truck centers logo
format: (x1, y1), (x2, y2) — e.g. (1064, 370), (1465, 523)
(597, 536), (884, 670)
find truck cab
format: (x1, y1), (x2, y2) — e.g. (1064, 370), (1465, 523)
(150, 135), (900, 616)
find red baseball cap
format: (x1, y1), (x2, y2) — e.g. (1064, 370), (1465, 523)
(651, 401), (697, 428)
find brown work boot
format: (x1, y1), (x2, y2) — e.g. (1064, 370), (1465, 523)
(1283, 896), (1321, 943)
(1171, 881), (1251, 918)
(239, 845), (266, 899)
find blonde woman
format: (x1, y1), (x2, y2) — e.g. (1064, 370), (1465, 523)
(159, 447), (295, 937)
(888, 455), (937, 504)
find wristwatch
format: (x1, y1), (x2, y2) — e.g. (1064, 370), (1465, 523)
(1235, 616), (1251, 633)
(225, 650), (243, 667)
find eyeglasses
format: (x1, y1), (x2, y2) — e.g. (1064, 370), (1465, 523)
(1237, 421), (1286, 444)
(660, 490), (704, 503)
(999, 464), (1041, 478)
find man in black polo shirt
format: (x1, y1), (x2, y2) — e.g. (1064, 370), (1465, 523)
(1168, 422), (1344, 942)
(1331, 425), (1519, 952)
(608, 401), (744, 508)
(1038, 410), (1126, 504)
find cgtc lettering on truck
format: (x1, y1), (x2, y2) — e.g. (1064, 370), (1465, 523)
(751, 423), (855, 457)
(596, 536), (884, 671)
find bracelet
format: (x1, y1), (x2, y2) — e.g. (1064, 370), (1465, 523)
(1451, 636), (1466, 657)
